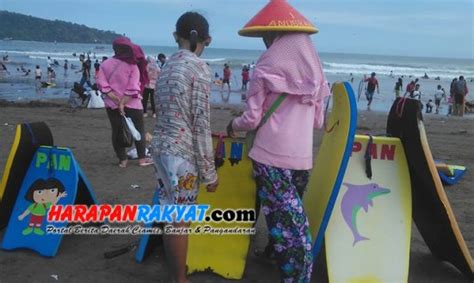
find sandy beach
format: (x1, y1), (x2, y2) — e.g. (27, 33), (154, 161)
(0, 101), (472, 282)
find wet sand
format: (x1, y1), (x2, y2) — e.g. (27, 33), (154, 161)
(0, 102), (472, 282)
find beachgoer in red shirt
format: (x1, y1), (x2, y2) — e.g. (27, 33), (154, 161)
(241, 65), (250, 91)
(222, 63), (231, 92)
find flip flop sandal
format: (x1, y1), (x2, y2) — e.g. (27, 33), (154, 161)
(139, 158), (154, 167)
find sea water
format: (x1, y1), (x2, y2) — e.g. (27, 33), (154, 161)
(1, 40), (473, 115)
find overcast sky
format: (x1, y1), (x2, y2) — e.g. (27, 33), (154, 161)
(2, 0), (473, 58)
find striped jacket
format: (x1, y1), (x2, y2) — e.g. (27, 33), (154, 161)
(151, 49), (217, 185)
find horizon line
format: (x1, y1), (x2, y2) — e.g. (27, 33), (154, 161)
(1, 39), (473, 61)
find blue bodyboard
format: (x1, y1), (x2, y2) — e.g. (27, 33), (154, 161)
(135, 189), (161, 262)
(1, 146), (97, 257)
(439, 168), (467, 186)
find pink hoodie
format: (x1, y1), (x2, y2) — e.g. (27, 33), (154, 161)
(96, 57), (142, 110)
(232, 33), (330, 170)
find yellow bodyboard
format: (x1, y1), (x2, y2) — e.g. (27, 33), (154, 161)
(0, 125), (21, 200)
(187, 136), (256, 279)
(304, 82), (357, 257)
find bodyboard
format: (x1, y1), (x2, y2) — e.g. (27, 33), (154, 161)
(0, 122), (53, 230)
(186, 136), (256, 279)
(304, 81), (357, 260)
(439, 166), (467, 186)
(135, 189), (162, 263)
(325, 135), (412, 282)
(1, 146), (97, 257)
(387, 98), (474, 279)
(435, 162), (453, 176)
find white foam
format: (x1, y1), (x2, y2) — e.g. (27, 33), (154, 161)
(323, 62), (474, 79)
(202, 58), (227, 63)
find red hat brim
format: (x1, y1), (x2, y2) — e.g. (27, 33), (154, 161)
(239, 0), (318, 37)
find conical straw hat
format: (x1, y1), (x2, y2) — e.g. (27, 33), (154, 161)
(239, 0), (318, 37)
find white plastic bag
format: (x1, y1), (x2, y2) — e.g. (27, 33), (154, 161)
(124, 116), (141, 141)
(127, 147), (151, 159)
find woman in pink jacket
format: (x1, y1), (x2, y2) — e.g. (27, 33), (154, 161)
(97, 37), (153, 168)
(227, 1), (330, 281)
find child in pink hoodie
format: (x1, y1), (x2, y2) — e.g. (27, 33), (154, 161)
(229, 4), (330, 277)
(229, 31), (330, 283)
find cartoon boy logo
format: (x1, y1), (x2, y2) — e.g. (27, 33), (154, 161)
(17, 178), (67, 236)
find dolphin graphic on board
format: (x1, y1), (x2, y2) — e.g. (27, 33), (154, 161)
(341, 183), (391, 246)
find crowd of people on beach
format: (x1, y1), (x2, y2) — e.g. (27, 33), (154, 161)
(88, 3), (330, 281)
(396, 75), (470, 116)
(356, 71), (471, 116)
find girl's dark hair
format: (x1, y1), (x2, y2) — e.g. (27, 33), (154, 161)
(176, 12), (210, 52)
(25, 178), (66, 202)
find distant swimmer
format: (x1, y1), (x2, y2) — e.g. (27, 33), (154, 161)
(47, 56), (53, 68)
(241, 65), (250, 91)
(1, 62), (9, 74)
(434, 85), (445, 114)
(364, 72), (379, 110)
(422, 72), (429, 79)
(394, 78), (403, 98)
(35, 65), (42, 80)
(221, 63), (231, 92)
(405, 78), (419, 96)
(425, 99), (433, 113)
(411, 83), (422, 100)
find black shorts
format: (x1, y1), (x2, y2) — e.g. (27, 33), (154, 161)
(454, 94), (464, 104)
(435, 99), (441, 106)
(35, 76), (41, 80)
(223, 78), (230, 84)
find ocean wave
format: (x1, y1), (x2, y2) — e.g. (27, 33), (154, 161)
(28, 55), (81, 62)
(202, 58), (226, 63)
(322, 62), (474, 79)
(1, 49), (111, 59)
